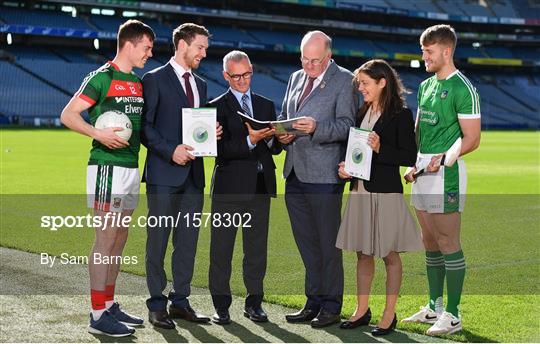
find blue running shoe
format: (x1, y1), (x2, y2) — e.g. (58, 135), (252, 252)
(109, 302), (144, 327)
(87, 310), (135, 337)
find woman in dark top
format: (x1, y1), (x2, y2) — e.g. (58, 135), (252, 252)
(336, 59), (423, 336)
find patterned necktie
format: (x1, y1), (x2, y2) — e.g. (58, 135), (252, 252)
(241, 93), (252, 117)
(182, 72), (194, 108)
(242, 93), (263, 172)
(297, 76), (316, 109)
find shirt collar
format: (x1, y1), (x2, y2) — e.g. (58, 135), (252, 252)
(230, 87), (251, 103)
(445, 69), (459, 80)
(108, 61), (120, 71)
(307, 59), (332, 83)
(170, 57), (191, 77)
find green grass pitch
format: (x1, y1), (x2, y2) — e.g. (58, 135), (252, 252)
(1, 129), (539, 342)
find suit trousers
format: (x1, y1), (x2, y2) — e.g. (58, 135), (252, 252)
(284, 170), (344, 314)
(145, 168), (204, 311)
(209, 173), (270, 311)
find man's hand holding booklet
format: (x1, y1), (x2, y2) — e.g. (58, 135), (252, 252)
(236, 111), (309, 136)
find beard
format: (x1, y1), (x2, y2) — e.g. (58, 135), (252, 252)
(425, 61), (440, 73)
(183, 51), (200, 70)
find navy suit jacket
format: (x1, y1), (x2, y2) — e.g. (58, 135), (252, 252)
(351, 107), (417, 193)
(141, 62), (207, 188)
(208, 90), (281, 198)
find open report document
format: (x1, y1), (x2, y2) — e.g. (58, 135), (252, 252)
(237, 111), (309, 136)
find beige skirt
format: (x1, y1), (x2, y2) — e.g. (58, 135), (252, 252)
(336, 182), (423, 258)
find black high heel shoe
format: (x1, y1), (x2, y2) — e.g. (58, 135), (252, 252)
(371, 314), (397, 336)
(339, 308), (372, 329)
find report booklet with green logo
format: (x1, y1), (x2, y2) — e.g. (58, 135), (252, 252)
(344, 127), (372, 180)
(182, 108), (217, 157)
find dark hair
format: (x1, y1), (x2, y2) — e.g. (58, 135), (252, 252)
(353, 59), (408, 123)
(172, 23), (210, 51)
(117, 19), (155, 49)
(420, 24), (457, 51)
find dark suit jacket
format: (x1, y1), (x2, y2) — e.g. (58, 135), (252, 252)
(208, 90), (281, 198)
(352, 107), (417, 193)
(141, 63), (207, 188)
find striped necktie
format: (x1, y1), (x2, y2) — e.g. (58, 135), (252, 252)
(241, 93), (252, 117)
(242, 93), (263, 172)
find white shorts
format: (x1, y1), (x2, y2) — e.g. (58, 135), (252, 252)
(411, 153), (467, 214)
(87, 165), (140, 212)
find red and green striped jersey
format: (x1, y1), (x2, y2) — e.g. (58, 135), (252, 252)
(76, 61), (143, 168)
(417, 70), (481, 154)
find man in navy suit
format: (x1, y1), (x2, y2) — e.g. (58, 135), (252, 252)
(207, 51), (281, 325)
(141, 23), (222, 329)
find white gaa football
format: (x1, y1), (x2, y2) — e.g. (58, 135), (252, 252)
(95, 110), (132, 141)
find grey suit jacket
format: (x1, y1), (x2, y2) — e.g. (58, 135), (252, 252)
(278, 61), (357, 184)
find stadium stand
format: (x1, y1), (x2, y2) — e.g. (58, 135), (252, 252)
(0, 60), (70, 121)
(89, 15), (171, 39)
(0, 7), (93, 30)
(207, 25), (260, 44)
(0, 2), (538, 129)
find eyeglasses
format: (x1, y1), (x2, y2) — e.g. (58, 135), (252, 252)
(227, 71), (253, 81)
(300, 56), (326, 66)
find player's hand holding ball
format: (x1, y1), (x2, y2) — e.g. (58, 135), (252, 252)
(94, 110), (132, 149)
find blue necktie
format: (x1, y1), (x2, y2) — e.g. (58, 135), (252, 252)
(241, 94), (252, 117)
(242, 94), (263, 173)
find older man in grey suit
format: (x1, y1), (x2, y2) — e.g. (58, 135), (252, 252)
(276, 31), (357, 328)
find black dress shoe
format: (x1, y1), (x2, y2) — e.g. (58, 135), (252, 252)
(339, 308), (372, 329)
(285, 307), (320, 323)
(148, 310), (175, 329)
(169, 305), (210, 323)
(212, 309), (231, 325)
(244, 305), (268, 322)
(371, 314), (397, 336)
(311, 309), (341, 328)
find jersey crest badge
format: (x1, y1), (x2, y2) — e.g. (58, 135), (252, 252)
(441, 90), (449, 99)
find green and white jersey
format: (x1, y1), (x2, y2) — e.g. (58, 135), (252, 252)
(76, 61), (144, 168)
(417, 70), (481, 154)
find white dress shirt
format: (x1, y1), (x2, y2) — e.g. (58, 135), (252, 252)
(170, 57), (200, 108)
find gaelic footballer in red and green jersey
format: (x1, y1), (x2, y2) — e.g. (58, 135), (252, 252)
(76, 61), (143, 168)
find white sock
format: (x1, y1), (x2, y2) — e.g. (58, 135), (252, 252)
(91, 309), (106, 321)
(105, 300), (114, 309)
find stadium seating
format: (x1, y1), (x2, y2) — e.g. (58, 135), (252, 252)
(206, 25), (260, 44)
(248, 29), (302, 46)
(1, 4), (538, 129)
(89, 15), (171, 38)
(511, 0), (540, 19)
(0, 60), (70, 119)
(3, 45), (538, 129)
(0, 7), (92, 30)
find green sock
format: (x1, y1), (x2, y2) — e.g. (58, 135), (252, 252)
(426, 251), (445, 311)
(444, 250), (466, 317)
